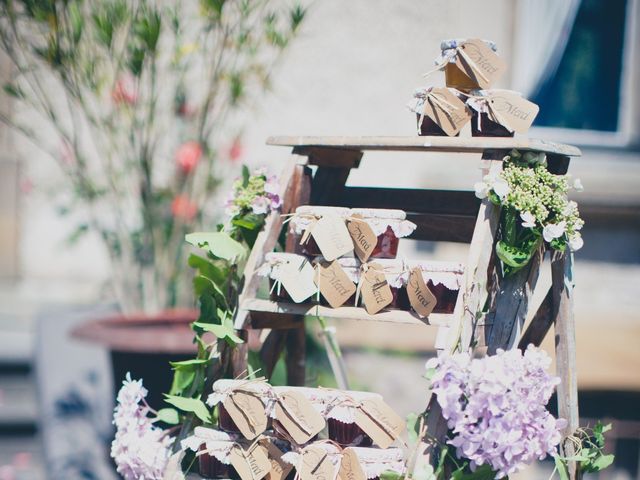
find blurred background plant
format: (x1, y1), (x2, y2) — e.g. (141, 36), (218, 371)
(0, 0), (305, 314)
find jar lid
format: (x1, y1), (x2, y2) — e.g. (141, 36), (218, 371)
(208, 378), (273, 406)
(440, 38), (497, 51)
(407, 261), (465, 290)
(350, 208), (406, 221)
(296, 205), (351, 217)
(349, 447), (406, 479)
(181, 427), (238, 463)
(257, 253), (312, 280)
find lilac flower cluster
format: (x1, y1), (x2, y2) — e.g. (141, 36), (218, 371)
(224, 167), (282, 218)
(111, 373), (173, 480)
(426, 346), (566, 478)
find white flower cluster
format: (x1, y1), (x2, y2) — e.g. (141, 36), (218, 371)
(111, 373), (173, 480)
(474, 151), (584, 252)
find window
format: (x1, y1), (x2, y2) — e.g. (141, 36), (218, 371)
(532, 0), (628, 132)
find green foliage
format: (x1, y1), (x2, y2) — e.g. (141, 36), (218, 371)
(192, 322), (244, 346)
(164, 394), (211, 424)
(186, 232), (247, 263)
(155, 407), (180, 425)
(451, 465), (495, 480)
(553, 422), (614, 478)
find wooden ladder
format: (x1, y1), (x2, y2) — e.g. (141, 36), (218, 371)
(232, 135), (582, 478)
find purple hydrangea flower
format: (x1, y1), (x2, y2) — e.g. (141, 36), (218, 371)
(427, 346), (566, 478)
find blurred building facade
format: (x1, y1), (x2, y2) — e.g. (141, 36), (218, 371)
(0, 0), (638, 478)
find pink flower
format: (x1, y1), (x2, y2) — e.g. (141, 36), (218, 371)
(112, 74), (138, 106)
(175, 141), (202, 174)
(228, 137), (243, 162)
(171, 195), (198, 221)
(19, 178), (33, 194)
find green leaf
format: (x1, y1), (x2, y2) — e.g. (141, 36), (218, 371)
(412, 463), (436, 480)
(379, 471), (403, 480)
(451, 464), (495, 480)
(170, 359), (208, 368)
(69, 2), (83, 43)
(589, 454), (614, 471)
(196, 292), (218, 324)
(496, 240), (535, 270)
(193, 322), (244, 346)
(290, 5), (306, 32)
(155, 407), (180, 425)
(550, 236), (567, 252)
(3, 83), (24, 98)
(188, 254), (227, 285)
(186, 232), (246, 262)
(169, 368), (196, 396)
(241, 165), (250, 187)
(164, 395), (211, 423)
(405, 412), (419, 446)
(554, 455), (569, 480)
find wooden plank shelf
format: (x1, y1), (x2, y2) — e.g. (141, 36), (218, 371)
(242, 298), (452, 328)
(268, 136), (582, 157)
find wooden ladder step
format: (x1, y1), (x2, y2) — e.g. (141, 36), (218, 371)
(241, 298), (452, 329)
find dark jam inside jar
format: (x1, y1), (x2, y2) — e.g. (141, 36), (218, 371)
(471, 111), (514, 137)
(327, 418), (373, 447)
(272, 418), (318, 444)
(268, 279), (296, 303)
(198, 446), (237, 479)
(217, 404), (239, 434)
(398, 280), (459, 314)
(299, 236), (322, 257)
(416, 113), (456, 137)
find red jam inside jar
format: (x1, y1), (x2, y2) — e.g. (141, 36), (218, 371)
(327, 419), (373, 447)
(371, 225), (400, 259)
(471, 111), (514, 137)
(198, 446), (236, 479)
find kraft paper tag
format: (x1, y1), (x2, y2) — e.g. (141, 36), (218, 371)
(455, 39), (506, 89)
(259, 439), (293, 480)
(354, 398), (405, 449)
(299, 446), (337, 480)
(316, 260), (357, 308)
(346, 217), (377, 262)
(422, 87), (471, 136)
(311, 214), (354, 261)
(360, 264), (393, 315)
(229, 443), (271, 480)
(406, 268), (437, 318)
(274, 391), (326, 445)
(223, 391), (268, 440)
(487, 91), (539, 134)
(278, 257), (318, 303)
(338, 448), (366, 480)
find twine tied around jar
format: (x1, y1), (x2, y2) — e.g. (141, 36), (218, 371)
(353, 262), (408, 308)
(413, 89), (461, 133)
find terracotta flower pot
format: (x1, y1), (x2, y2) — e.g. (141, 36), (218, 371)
(71, 309), (198, 407)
